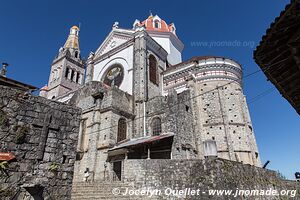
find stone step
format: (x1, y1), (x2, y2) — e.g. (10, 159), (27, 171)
(72, 198), (144, 200)
(71, 181), (141, 200)
(72, 186), (130, 190)
(72, 183), (129, 187)
(71, 194), (144, 200)
(72, 186), (130, 189)
(73, 181), (128, 184)
(72, 198), (144, 199)
(72, 184), (130, 188)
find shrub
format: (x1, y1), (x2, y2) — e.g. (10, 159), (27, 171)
(0, 161), (8, 170)
(49, 162), (59, 172)
(15, 126), (30, 144)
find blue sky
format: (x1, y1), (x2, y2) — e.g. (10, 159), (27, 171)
(1, 0), (299, 179)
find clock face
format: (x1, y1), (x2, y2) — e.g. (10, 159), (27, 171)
(102, 64), (124, 87)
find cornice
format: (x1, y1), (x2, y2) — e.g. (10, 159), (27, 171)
(93, 39), (134, 65)
(145, 35), (168, 61)
(164, 64), (242, 82)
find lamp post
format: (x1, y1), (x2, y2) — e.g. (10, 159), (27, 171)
(295, 172), (300, 182)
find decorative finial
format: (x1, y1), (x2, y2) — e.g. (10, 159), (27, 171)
(113, 22), (119, 29)
(149, 10), (153, 16)
(88, 52), (95, 59)
(133, 19), (141, 29)
(0, 63), (9, 77)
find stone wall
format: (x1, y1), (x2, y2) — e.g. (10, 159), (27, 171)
(133, 31), (168, 138)
(70, 82), (134, 182)
(162, 56), (261, 167)
(0, 85), (81, 200)
(192, 80), (261, 166)
(122, 158), (300, 200)
(146, 89), (198, 159)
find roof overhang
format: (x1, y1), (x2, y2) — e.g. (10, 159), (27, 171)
(254, 0), (300, 115)
(0, 76), (38, 92)
(147, 30), (184, 52)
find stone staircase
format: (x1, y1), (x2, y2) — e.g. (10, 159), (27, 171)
(71, 181), (144, 200)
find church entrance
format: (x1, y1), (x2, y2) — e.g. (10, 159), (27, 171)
(112, 161), (122, 181)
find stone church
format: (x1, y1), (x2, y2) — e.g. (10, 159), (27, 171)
(39, 14), (261, 183)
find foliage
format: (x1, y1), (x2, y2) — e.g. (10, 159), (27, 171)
(15, 126), (30, 144)
(0, 161), (8, 170)
(49, 162), (59, 172)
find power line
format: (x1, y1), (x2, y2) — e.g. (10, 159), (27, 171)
(83, 68), (264, 135)
(248, 87), (276, 104)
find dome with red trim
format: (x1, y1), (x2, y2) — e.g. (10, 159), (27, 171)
(40, 85), (49, 91)
(133, 14), (176, 35)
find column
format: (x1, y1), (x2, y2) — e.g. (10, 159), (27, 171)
(86, 52), (95, 83)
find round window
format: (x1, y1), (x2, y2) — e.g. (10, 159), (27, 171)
(102, 64), (124, 87)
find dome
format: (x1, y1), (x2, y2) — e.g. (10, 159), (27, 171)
(71, 25), (79, 30)
(40, 85), (49, 91)
(134, 14), (176, 35)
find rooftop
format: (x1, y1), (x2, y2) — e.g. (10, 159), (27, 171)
(254, 0), (300, 115)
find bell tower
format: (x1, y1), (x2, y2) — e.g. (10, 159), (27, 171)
(40, 26), (85, 100)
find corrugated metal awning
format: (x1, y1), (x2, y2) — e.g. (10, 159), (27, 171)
(108, 132), (174, 152)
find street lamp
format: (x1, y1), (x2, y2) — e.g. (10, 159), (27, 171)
(295, 172), (300, 181)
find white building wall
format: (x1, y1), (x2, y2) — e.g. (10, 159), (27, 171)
(93, 45), (134, 95)
(151, 37), (171, 53)
(151, 36), (182, 65)
(169, 41), (182, 65)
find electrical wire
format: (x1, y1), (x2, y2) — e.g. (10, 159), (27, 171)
(248, 87), (276, 104)
(83, 68), (265, 135)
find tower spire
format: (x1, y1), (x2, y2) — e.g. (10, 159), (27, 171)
(64, 26), (80, 50)
(40, 25), (84, 100)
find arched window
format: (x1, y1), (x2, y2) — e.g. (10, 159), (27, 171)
(57, 67), (62, 79)
(76, 73), (80, 83)
(149, 55), (158, 84)
(117, 118), (127, 142)
(151, 117), (162, 136)
(54, 69), (58, 79)
(65, 67), (70, 78)
(102, 64), (124, 87)
(70, 70), (75, 81)
(75, 51), (78, 58)
(51, 71), (55, 81)
(154, 20), (160, 28)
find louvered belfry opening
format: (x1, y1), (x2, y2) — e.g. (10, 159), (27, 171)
(149, 55), (158, 85)
(117, 118), (127, 142)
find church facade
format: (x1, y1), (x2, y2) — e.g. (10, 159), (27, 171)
(40, 14), (261, 182)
